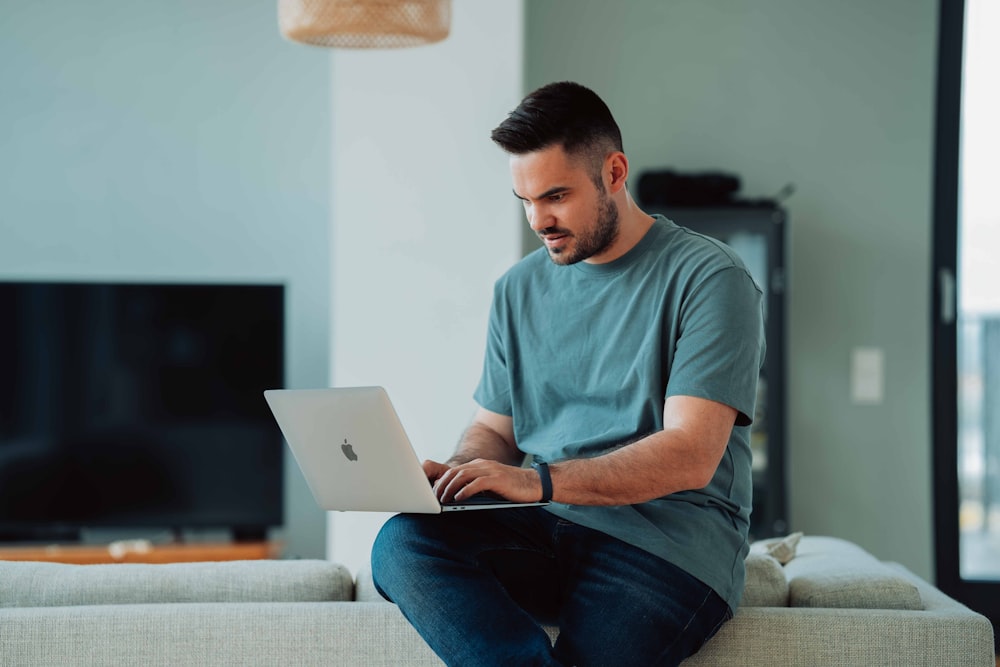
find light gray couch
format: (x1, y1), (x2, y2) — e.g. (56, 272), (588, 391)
(0, 535), (994, 666)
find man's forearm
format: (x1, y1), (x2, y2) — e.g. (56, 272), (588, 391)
(448, 421), (524, 467)
(549, 395), (738, 505)
(548, 430), (711, 505)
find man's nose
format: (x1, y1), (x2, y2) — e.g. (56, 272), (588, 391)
(526, 204), (551, 232)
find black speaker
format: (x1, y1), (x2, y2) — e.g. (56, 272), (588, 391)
(637, 170), (741, 207)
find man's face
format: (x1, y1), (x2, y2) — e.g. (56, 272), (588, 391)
(510, 145), (620, 266)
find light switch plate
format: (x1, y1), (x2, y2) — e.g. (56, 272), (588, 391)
(851, 347), (884, 405)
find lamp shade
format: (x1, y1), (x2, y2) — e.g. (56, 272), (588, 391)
(278, 0), (452, 49)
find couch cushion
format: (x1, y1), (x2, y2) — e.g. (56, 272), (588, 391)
(356, 555), (792, 609)
(0, 559), (353, 608)
(741, 552), (788, 607)
(779, 536), (923, 610)
(354, 567), (388, 603)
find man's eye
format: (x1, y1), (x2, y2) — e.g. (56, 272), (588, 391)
(548, 194), (565, 203)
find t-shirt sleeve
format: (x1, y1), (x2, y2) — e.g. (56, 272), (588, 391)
(666, 266), (765, 426)
(473, 285), (514, 416)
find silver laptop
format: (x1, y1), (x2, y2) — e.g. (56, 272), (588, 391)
(263, 386), (548, 513)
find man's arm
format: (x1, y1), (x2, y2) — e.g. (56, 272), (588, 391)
(432, 395), (738, 505)
(422, 407), (524, 489)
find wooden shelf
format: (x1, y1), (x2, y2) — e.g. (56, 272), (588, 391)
(0, 541), (282, 564)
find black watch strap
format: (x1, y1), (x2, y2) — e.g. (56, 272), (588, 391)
(532, 461), (553, 503)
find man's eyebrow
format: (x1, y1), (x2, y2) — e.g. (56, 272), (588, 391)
(512, 186), (571, 201)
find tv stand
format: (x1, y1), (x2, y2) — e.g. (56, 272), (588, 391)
(0, 540), (282, 564)
(0, 528), (82, 544)
(232, 527), (268, 543)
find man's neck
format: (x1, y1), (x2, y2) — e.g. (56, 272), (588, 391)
(585, 192), (655, 265)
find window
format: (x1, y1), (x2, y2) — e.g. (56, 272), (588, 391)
(932, 0), (1000, 637)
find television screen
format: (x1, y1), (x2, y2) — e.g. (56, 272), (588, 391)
(0, 281), (285, 541)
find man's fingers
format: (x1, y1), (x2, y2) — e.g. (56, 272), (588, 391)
(435, 466), (471, 502)
(434, 461), (488, 501)
(422, 459), (451, 484)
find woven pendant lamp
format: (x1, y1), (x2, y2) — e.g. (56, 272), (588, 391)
(278, 0), (452, 49)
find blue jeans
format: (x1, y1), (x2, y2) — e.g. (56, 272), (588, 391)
(371, 508), (732, 667)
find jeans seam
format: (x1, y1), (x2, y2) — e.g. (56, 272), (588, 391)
(654, 587), (720, 665)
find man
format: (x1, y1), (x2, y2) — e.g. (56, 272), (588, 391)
(372, 81), (765, 667)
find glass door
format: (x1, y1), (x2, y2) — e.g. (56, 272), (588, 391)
(933, 0), (1000, 640)
(957, 0), (1000, 584)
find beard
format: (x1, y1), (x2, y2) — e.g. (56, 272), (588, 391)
(542, 190), (620, 266)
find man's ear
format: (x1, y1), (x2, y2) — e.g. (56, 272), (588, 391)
(605, 151), (629, 194)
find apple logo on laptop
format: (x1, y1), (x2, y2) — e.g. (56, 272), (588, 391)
(341, 438), (358, 462)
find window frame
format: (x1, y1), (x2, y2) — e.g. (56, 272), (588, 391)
(931, 0), (1000, 639)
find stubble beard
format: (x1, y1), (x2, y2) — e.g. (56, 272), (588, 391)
(544, 191), (621, 266)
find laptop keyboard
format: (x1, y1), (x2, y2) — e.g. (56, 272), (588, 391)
(444, 492), (511, 506)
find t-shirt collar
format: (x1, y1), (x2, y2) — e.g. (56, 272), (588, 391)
(570, 215), (667, 277)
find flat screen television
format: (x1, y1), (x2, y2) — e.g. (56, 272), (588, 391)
(0, 281), (285, 542)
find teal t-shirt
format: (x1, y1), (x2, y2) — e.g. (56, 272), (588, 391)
(473, 215), (765, 610)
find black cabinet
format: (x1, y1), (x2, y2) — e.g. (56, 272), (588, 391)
(650, 204), (788, 539)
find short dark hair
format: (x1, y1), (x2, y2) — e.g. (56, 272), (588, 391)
(490, 82), (623, 166)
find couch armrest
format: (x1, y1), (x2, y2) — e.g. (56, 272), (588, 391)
(684, 563), (996, 667)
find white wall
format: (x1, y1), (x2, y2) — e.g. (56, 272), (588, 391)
(524, 0), (938, 578)
(328, 1), (524, 574)
(0, 0), (330, 558)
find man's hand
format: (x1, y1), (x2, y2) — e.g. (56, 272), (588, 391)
(420, 407), (532, 503)
(422, 459), (452, 486)
(424, 458), (542, 504)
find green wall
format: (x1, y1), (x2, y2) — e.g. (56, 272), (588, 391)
(525, 0), (938, 578)
(0, 1), (330, 558)
(0, 0), (944, 575)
